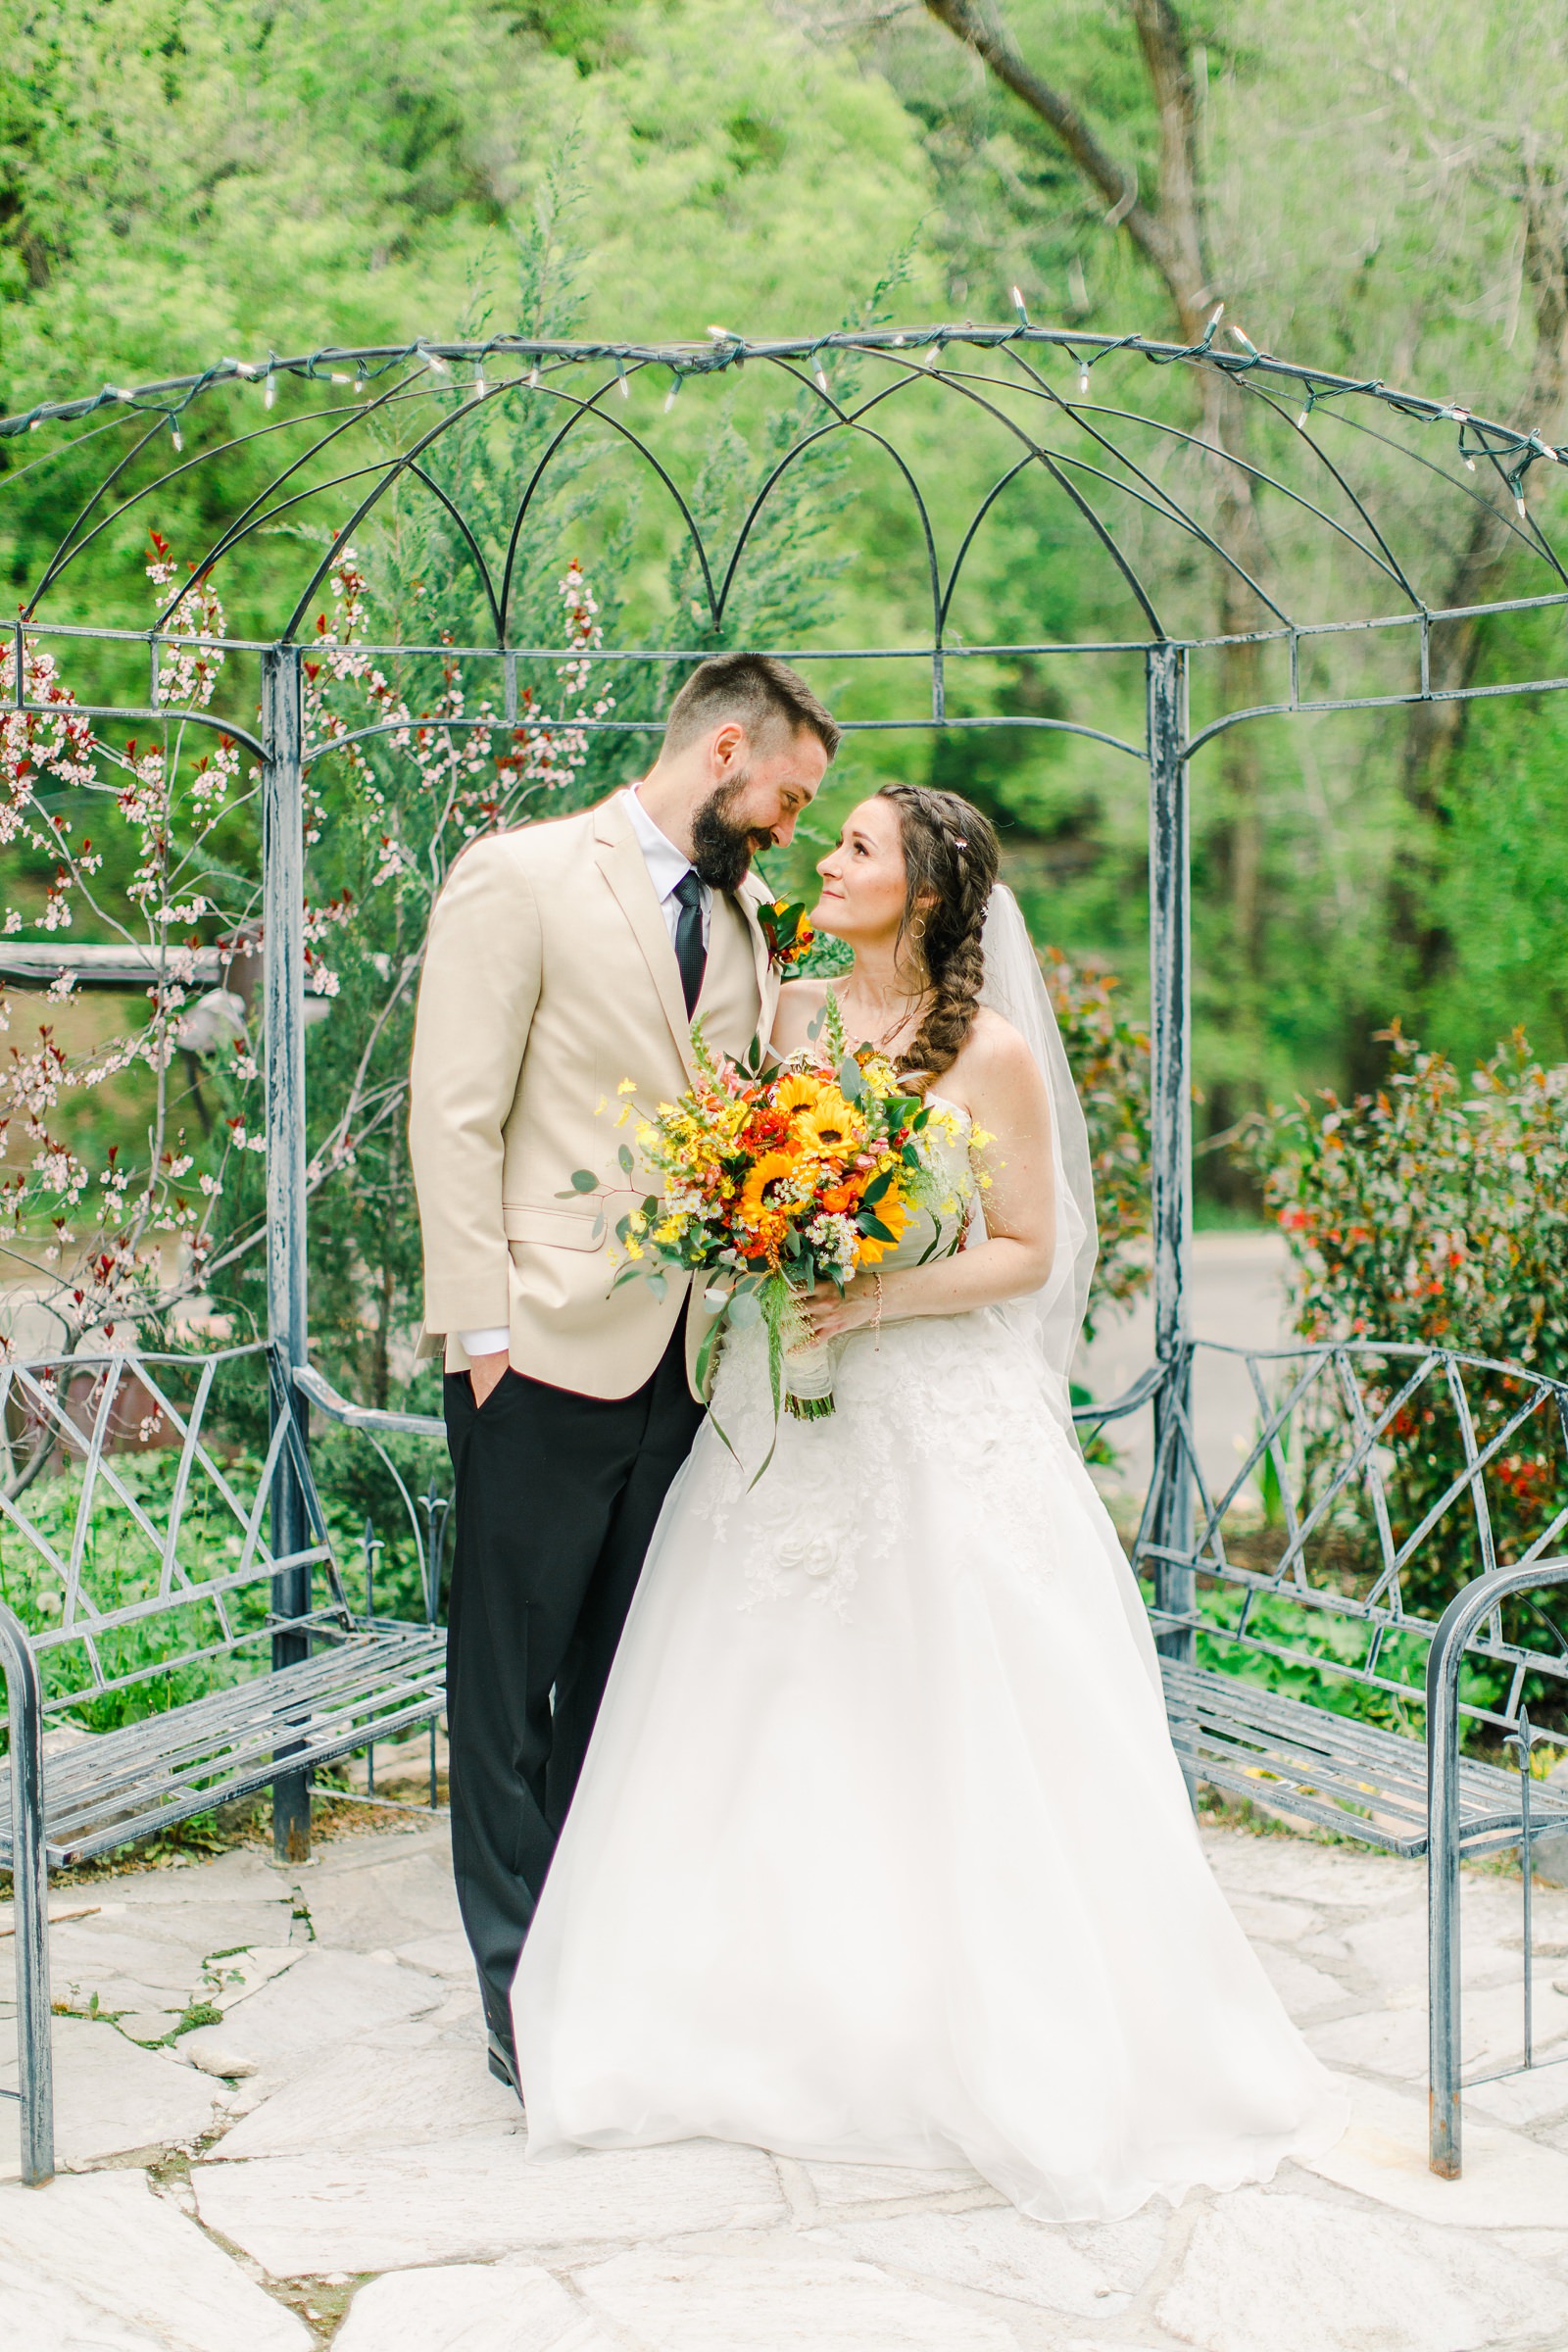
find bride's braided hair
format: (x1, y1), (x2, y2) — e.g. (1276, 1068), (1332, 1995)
(876, 784), (1001, 1084)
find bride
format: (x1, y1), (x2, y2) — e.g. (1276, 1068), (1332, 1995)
(513, 781), (1347, 2223)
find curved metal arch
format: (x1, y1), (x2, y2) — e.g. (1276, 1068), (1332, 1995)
(728, 360), (945, 646)
(9, 698), (266, 761)
(22, 382), (418, 625)
(25, 412), (177, 617)
(154, 374), (434, 631)
(709, 362), (958, 627)
(1328, 407), (1568, 597)
(1182, 664), (1568, 761)
(997, 346), (1424, 614)
(298, 703), (1149, 768)
(873, 355), (1169, 639)
(404, 462), (504, 648)
(958, 353), (1299, 627)
(496, 369), (721, 646)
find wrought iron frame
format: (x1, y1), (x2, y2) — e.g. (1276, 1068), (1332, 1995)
(3, 320), (1567, 2187)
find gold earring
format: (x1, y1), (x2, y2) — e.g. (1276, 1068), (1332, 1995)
(910, 915), (927, 945)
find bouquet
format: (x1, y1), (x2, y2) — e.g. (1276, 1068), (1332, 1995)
(567, 997), (979, 1463)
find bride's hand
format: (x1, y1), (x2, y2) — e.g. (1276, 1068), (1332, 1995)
(798, 1273), (881, 1341)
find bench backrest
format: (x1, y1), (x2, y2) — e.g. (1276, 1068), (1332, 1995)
(1133, 1340), (1568, 1741)
(0, 1342), (339, 1740)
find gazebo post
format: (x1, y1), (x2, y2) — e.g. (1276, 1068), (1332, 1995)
(1146, 642), (1196, 1671)
(262, 644), (313, 1862)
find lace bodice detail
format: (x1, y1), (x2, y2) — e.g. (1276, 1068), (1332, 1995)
(689, 1098), (1079, 1618)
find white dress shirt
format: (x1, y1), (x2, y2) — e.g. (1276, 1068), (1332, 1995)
(458, 785), (709, 1359)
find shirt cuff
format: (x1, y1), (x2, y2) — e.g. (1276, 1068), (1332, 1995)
(458, 1326), (511, 1358)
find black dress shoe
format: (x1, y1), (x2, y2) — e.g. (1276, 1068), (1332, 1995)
(487, 2025), (523, 2104)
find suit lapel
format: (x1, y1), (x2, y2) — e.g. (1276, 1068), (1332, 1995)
(592, 797), (697, 1079)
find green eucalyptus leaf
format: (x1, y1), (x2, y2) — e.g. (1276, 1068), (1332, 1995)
(570, 1168), (599, 1194)
(617, 1143), (634, 1175)
(646, 1270), (668, 1301)
(838, 1055), (864, 1101)
(729, 1288), (761, 1328)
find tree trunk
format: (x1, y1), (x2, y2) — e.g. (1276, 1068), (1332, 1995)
(921, 0), (1273, 974)
(1393, 166), (1568, 988)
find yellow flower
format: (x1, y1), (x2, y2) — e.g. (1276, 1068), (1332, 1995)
(617, 1078), (638, 1096)
(773, 1072), (824, 1116)
(739, 1151), (802, 1225)
(798, 1087), (865, 1157)
(855, 1181), (911, 1267)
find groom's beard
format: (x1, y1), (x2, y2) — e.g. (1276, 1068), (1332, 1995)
(690, 777), (775, 893)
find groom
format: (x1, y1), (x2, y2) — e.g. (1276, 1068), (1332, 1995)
(409, 653), (839, 2091)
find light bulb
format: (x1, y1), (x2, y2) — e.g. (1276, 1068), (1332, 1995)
(330, 372), (351, 385)
(172, 424), (183, 452)
(1298, 409), (1310, 429)
(1463, 456), (1476, 472)
(426, 351), (449, 375)
(616, 371), (629, 400)
(663, 379), (681, 413)
(265, 376), (276, 409)
(528, 366), (541, 389)
(1079, 369), (1091, 397)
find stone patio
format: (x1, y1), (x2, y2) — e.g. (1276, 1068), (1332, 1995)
(4, 1810), (1568, 2350)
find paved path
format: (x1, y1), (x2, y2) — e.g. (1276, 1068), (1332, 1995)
(1077, 1231), (1294, 1502)
(5, 1812), (1568, 2349)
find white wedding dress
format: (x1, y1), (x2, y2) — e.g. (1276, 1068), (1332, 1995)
(513, 1104), (1348, 2223)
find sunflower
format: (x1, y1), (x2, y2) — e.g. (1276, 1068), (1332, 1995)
(738, 1150), (803, 1228)
(772, 1072), (824, 1117)
(797, 1086), (866, 1158)
(854, 1180), (912, 1266)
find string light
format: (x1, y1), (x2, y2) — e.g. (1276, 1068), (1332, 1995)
(663, 372), (682, 413)
(265, 375), (276, 410)
(706, 324), (732, 341)
(1229, 323), (1258, 354)
(527, 365), (541, 388)
(615, 361), (630, 400)
(330, 372), (351, 385)
(171, 421), (183, 453)
(425, 349), (450, 375)
(1009, 285), (1030, 325)
(1079, 366), (1091, 397)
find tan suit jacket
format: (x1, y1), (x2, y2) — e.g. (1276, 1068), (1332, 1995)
(409, 795), (780, 1399)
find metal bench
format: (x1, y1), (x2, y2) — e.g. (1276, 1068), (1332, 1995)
(0, 1342), (447, 2184)
(1098, 1337), (1568, 2177)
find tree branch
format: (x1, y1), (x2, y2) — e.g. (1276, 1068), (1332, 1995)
(920, 0), (1193, 308)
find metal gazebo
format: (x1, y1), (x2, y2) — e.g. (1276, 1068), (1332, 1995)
(2, 318), (1567, 2184)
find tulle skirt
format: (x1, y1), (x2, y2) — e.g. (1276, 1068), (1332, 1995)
(513, 1306), (1347, 2222)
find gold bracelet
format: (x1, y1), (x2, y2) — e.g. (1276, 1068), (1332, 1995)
(871, 1272), (884, 1350)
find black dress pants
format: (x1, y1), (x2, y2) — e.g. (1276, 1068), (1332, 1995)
(442, 1319), (705, 2039)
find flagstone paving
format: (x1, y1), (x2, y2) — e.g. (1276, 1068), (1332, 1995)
(4, 1813), (1568, 2350)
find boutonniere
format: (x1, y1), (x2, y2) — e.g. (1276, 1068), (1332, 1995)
(757, 897), (815, 977)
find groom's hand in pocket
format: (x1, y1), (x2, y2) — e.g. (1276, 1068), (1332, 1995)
(467, 1349), (511, 1407)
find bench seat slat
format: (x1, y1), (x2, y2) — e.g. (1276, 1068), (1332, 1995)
(0, 1629), (445, 1868)
(1162, 1660), (1568, 1856)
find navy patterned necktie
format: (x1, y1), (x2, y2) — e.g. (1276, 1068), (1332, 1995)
(672, 868), (707, 1016)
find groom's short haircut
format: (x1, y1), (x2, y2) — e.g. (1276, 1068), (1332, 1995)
(662, 653), (841, 762)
